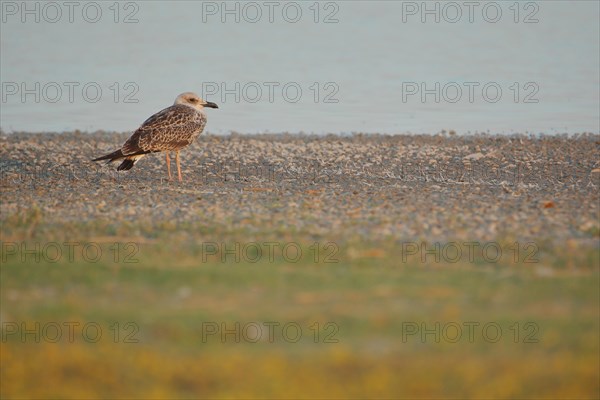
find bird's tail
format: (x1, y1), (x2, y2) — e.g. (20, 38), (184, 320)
(93, 149), (145, 171)
(117, 154), (145, 171)
(92, 149), (125, 162)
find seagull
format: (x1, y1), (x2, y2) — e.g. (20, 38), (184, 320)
(92, 92), (218, 182)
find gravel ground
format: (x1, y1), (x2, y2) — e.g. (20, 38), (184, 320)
(1, 132), (599, 244)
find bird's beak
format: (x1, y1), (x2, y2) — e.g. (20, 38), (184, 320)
(203, 101), (219, 109)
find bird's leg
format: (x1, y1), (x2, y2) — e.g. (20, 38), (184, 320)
(176, 150), (183, 182)
(165, 152), (172, 181)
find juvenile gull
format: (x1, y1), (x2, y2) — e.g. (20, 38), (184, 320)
(92, 92), (218, 182)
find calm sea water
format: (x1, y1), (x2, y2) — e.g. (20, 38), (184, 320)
(1, 1), (598, 134)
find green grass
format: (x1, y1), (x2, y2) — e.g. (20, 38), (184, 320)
(1, 218), (599, 398)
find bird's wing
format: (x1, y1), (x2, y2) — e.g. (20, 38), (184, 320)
(121, 105), (207, 155)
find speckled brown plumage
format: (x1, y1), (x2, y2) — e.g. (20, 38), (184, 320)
(122, 104), (207, 155)
(92, 92), (218, 181)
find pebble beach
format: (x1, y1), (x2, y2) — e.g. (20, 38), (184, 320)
(1, 132), (599, 245)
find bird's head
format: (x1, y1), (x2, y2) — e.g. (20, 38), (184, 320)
(174, 92), (218, 111)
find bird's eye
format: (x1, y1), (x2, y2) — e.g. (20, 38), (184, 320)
(189, 98), (197, 102)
